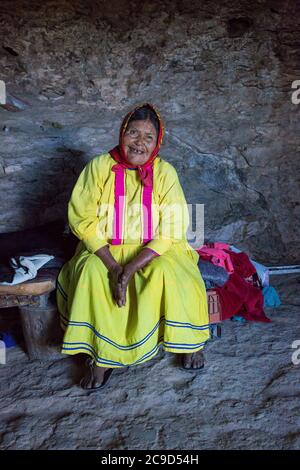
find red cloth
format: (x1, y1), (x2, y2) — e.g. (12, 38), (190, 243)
(224, 250), (256, 278)
(215, 272), (270, 322)
(198, 245), (271, 323)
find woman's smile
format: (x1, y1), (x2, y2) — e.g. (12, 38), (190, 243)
(128, 146), (146, 156)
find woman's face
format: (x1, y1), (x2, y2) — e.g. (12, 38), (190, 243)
(123, 119), (157, 166)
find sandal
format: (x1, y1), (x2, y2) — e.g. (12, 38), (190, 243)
(180, 352), (205, 372)
(80, 358), (114, 390)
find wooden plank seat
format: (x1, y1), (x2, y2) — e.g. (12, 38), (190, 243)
(0, 268), (58, 298)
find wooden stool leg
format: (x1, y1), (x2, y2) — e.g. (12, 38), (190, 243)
(19, 292), (64, 361)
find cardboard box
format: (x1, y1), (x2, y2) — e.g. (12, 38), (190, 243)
(207, 289), (222, 323)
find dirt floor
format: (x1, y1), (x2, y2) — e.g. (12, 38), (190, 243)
(0, 274), (299, 450)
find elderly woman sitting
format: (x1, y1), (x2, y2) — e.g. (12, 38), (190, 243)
(57, 104), (209, 389)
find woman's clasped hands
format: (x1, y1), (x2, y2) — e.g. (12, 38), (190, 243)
(109, 263), (136, 308)
(100, 246), (157, 308)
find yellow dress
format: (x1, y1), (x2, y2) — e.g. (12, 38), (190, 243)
(56, 153), (209, 368)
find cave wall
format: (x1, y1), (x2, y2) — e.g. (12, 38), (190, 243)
(0, 0), (299, 264)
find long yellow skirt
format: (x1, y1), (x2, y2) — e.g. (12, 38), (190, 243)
(56, 241), (210, 368)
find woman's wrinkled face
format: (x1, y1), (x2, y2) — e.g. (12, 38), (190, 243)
(123, 119), (157, 166)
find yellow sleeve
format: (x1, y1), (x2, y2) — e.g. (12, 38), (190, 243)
(68, 157), (108, 253)
(146, 164), (189, 256)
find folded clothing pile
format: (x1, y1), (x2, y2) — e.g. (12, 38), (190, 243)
(198, 259), (229, 289)
(196, 242), (280, 323)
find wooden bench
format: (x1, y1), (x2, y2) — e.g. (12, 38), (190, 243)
(0, 268), (64, 360)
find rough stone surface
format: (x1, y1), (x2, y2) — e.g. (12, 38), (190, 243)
(0, 0), (299, 264)
(0, 274), (299, 450)
(1, 1), (299, 450)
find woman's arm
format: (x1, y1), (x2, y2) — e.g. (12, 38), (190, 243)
(68, 157), (124, 305)
(68, 157), (109, 254)
(94, 244), (120, 271)
(94, 244), (124, 306)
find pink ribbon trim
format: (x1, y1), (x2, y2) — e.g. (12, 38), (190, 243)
(141, 166), (154, 243)
(111, 164), (125, 245)
(111, 164), (154, 245)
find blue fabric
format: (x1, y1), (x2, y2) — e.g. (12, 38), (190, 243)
(0, 331), (17, 348)
(262, 286), (281, 307)
(204, 280), (215, 289)
(231, 315), (247, 323)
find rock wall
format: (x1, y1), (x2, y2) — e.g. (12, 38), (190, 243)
(0, 0), (299, 264)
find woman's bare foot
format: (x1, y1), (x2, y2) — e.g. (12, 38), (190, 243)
(80, 360), (112, 389)
(181, 350), (205, 370)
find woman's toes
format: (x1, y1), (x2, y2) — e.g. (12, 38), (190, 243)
(93, 367), (108, 384)
(90, 378), (100, 388)
(80, 377), (92, 389)
(182, 353), (193, 368)
(182, 351), (204, 369)
(193, 352), (204, 368)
